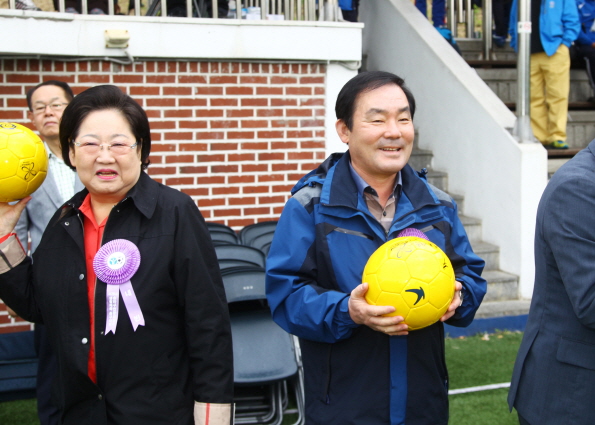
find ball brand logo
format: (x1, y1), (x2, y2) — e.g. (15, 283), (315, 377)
(20, 162), (38, 181)
(405, 287), (425, 305)
(0, 123), (17, 130)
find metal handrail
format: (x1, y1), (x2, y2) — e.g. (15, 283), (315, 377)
(446, 0), (533, 143)
(6, 0), (331, 20)
(447, 0), (493, 59)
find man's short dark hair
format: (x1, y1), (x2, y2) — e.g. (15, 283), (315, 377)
(59, 85), (151, 171)
(335, 71), (416, 131)
(26, 80), (75, 111)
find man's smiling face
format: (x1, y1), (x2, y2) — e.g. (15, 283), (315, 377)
(336, 83), (415, 184)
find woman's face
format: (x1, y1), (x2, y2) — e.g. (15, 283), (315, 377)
(69, 109), (142, 204)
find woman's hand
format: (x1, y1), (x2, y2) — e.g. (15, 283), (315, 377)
(0, 197), (30, 237)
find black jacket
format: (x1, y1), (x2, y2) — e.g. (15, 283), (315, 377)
(0, 172), (233, 425)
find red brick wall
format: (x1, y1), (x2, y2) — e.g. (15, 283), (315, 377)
(0, 58), (328, 333)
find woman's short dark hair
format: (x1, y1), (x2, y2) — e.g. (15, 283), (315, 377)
(27, 80), (75, 111)
(335, 71), (416, 131)
(60, 85), (151, 170)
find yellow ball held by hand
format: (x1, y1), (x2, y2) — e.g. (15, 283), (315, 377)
(362, 230), (455, 331)
(0, 122), (48, 202)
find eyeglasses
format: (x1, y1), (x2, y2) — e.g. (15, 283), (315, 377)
(32, 102), (69, 115)
(72, 141), (139, 155)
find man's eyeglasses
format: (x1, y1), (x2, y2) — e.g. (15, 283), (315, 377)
(72, 141), (139, 156)
(32, 103), (69, 115)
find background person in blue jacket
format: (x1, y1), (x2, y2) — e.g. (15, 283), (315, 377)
(574, 0), (595, 101)
(266, 71), (487, 425)
(509, 0), (580, 149)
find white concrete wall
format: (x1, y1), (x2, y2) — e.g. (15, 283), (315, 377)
(360, 0), (547, 298)
(0, 10), (362, 62)
(325, 63), (356, 155)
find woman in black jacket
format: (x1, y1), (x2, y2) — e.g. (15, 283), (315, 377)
(0, 85), (233, 425)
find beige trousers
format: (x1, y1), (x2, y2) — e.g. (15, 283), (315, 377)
(530, 44), (571, 144)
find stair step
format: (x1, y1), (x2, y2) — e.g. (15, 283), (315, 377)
(548, 157), (572, 179)
(475, 299), (531, 318)
(499, 112), (595, 150)
(547, 148), (581, 159)
(457, 39), (518, 63)
(459, 214), (481, 243)
(470, 241), (500, 271)
(482, 270), (519, 301)
(425, 170), (447, 192)
(450, 192), (465, 215)
(476, 69), (593, 104)
(408, 148), (433, 171)
(505, 102), (595, 111)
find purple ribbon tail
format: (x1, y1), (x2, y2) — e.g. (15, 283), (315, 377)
(120, 281), (145, 331)
(105, 285), (120, 335)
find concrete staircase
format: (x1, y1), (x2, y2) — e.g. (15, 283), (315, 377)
(459, 39), (595, 178)
(409, 145), (528, 318)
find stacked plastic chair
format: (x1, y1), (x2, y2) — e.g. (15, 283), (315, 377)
(214, 245), (266, 272)
(0, 331), (37, 402)
(239, 221), (278, 255)
(206, 222), (239, 246)
(208, 220), (305, 422)
(221, 267), (304, 425)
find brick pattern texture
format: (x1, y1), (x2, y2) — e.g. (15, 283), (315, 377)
(0, 58), (328, 333)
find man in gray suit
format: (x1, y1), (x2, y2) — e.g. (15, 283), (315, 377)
(14, 80), (83, 425)
(508, 139), (595, 424)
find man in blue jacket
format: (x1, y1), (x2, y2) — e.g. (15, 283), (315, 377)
(266, 71), (486, 425)
(509, 0), (580, 149)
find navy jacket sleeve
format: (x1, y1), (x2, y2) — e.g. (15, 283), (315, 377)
(174, 198), (234, 403)
(0, 254), (42, 324)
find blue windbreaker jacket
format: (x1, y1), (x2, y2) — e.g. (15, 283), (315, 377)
(576, 0), (595, 45)
(266, 152), (487, 425)
(509, 0), (580, 56)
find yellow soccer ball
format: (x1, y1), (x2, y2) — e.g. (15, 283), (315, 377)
(0, 123), (48, 202)
(363, 236), (455, 331)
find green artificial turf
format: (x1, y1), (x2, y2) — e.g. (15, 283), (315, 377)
(0, 331), (524, 425)
(446, 331), (523, 425)
(446, 330), (523, 389)
(0, 398), (39, 425)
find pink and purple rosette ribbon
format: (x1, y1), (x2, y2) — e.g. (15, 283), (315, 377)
(397, 228), (429, 240)
(93, 239), (144, 334)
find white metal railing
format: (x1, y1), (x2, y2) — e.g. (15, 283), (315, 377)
(5, 0), (342, 20)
